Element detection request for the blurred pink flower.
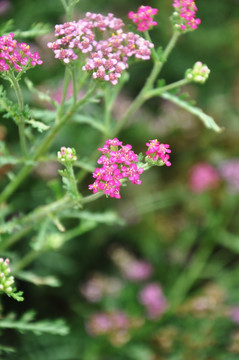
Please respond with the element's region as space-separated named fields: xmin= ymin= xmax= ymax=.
xmin=0 ymin=0 xmax=11 ymax=16
xmin=123 ymin=260 xmax=153 ymax=282
xmin=228 ymin=306 xmax=239 ymax=323
xmin=139 ymin=282 xmax=168 ymax=319
xmin=219 ymin=159 xmax=239 ymax=193
xmin=189 ymin=162 xmax=220 ymax=193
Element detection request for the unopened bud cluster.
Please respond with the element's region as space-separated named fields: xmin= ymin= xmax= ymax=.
xmin=57 ymin=146 xmax=77 ymax=163
xmin=0 ymin=258 xmax=15 ymax=294
xmin=185 ymin=61 xmax=210 ymax=84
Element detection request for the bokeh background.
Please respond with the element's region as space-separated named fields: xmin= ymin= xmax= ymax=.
xmin=1 ymin=0 xmax=239 ymax=359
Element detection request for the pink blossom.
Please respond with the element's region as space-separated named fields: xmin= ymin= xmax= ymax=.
xmin=89 ymin=138 xmax=144 ymax=199
xmin=48 ymin=12 xmax=154 ymax=85
xmin=172 ymin=0 xmax=201 ymax=31
xmin=146 ymin=139 xmax=172 ymax=166
xmin=128 ymin=6 xmax=158 ymax=32
xmin=123 ymin=261 xmax=153 ymax=281
xmin=86 ymin=311 xmax=130 ymax=335
xmin=189 ymin=162 xmax=220 ymax=193
xmin=139 ymin=283 xmax=168 ymax=319
xmin=0 ymin=33 xmax=42 ymax=73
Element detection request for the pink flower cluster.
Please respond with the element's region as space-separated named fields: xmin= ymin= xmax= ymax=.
xmin=128 ymin=5 xmax=158 ymax=32
xmin=48 ymin=12 xmax=153 ymax=85
xmin=189 ymin=162 xmax=220 ymax=193
xmin=172 ymin=0 xmax=201 ymax=31
xmin=0 ymin=33 xmax=42 ymax=73
xmin=146 ymin=139 xmax=171 ymax=166
xmin=139 ymin=283 xmax=168 ymax=319
xmin=89 ymin=138 xmax=144 ymax=199
xmin=86 ymin=310 xmax=142 ymax=346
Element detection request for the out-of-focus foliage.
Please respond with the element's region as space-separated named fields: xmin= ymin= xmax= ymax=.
xmin=1 ymin=0 xmax=239 ymax=359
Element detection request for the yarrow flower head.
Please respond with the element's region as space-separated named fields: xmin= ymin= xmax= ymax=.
xmin=145 ymin=139 xmax=171 ymax=167
xmin=57 ymin=146 xmax=77 ymax=164
xmin=185 ymin=61 xmax=210 ymax=84
xmin=172 ymin=0 xmax=201 ymax=32
xmin=128 ymin=6 xmax=158 ymax=32
xmin=89 ymin=138 xmax=144 ymax=199
xmin=48 ymin=12 xmax=154 ymax=85
xmin=0 ymin=33 xmax=42 ymax=74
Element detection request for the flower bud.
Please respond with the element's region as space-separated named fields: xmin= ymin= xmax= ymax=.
xmin=185 ymin=61 xmax=210 ymax=84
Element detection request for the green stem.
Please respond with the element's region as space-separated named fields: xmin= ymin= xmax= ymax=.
xmin=112 ymin=32 xmax=180 ymax=136
xmin=70 ymin=66 xmax=77 ymax=106
xmin=146 ymin=78 xmax=190 ymax=99
xmin=57 ymin=67 xmax=71 ymax=121
xmin=14 ymin=250 xmax=43 ymax=271
xmin=0 ymin=83 xmax=97 ymax=205
xmin=0 ymin=196 xmax=70 ymax=251
xmin=9 ymin=74 xmax=28 ymax=157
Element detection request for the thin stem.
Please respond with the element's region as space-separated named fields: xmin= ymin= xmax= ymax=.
xmin=57 ymin=67 xmax=71 ymax=121
xmin=9 ymin=74 xmax=28 ymax=157
xmin=113 ymin=32 xmax=180 ymax=136
xmin=146 ymin=78 xmax=190 ymax=99
xmin=0 ymin=83 xmax=97 ymax=205
xmin=0 ymin=196 xmax=70 ymax=251
xmin=14 ymin=250 xmax=43 ymax=272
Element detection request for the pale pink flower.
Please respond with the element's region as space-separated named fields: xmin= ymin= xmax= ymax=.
xmin=189 ymin=162 xmax=220 ymax=193
xmin=139 ymin=283 xmax=168 ymax=319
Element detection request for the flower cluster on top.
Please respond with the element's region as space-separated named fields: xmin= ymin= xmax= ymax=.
xmin=47 ymin=12 xmax=154 ymax=85
xmin=146 ymin=139 xmax=171 ymax=167
xmin=0 ymin=33 xmax=42 ymax=73
xmin=128 ymin=6 xmax=158 ymax=32
xmin=89 ymin=138 xmax=144 ymax=199
xmin=172 ymin=0 xmax=201 ymax=31
xmin=57 ymin=146 xmax=77 ymax=163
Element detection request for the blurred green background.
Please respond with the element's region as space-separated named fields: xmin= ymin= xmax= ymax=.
xmin=1 ymin=0 xmax=239 ymax=359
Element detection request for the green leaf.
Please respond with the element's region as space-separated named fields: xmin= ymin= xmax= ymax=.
xmin=17 ymin=271 xmax=61 ymax=287
xmin=217 ymin=230 xmax=239 ymax=253
xmin=71 ymin=114 xmax=106 ymax=133
xmin=25 ymin=119 xmax=50 ymax=133
xmin=161 ymin=91 xmax=223 ymax=133
xmin=8 ymin=290 xmax=24 ymax=302
xmin=13 ymin=23 xmax=51 ymax=39
xmin=61 ymin=209 xmax=125 ymax=226
xmin=31 ymin=108 xmax=56 ymax=123
xmin=0 ymin=311 xmax=69 ymax=336
xmin=25 ymin=78 xmax=58 ymax=108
